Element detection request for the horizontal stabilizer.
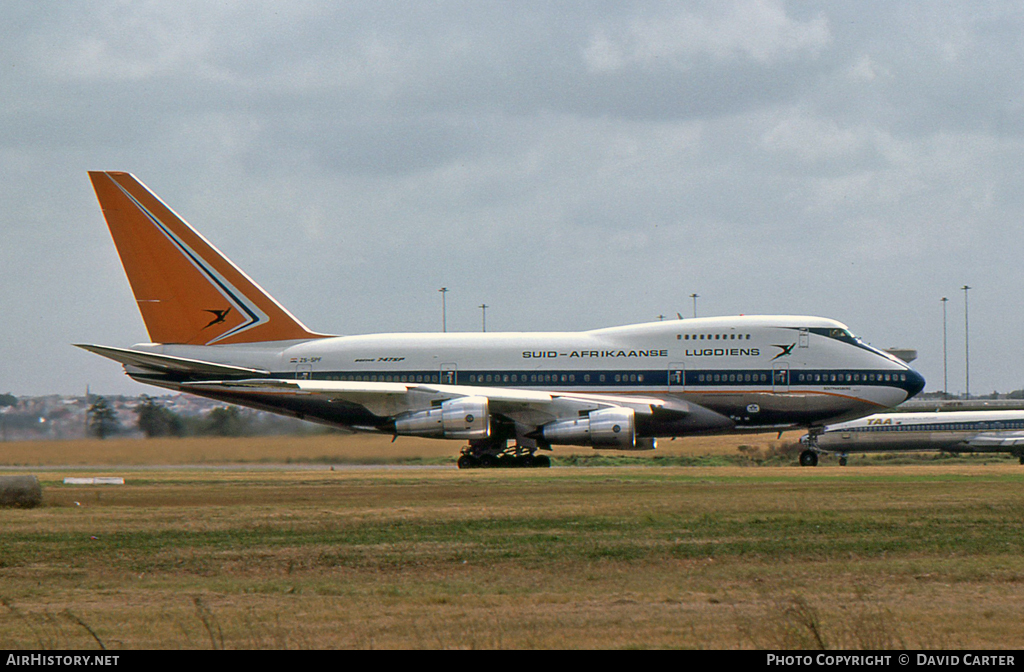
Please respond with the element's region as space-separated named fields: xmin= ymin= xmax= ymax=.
xmin=74 ymin=344 xmax=271 ymax=378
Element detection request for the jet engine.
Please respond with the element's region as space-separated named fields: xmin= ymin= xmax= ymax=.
xmin=541 ymin=407 xmax=642 ymax=449
xmin=394 ymin=396 xmax=491 ymax=440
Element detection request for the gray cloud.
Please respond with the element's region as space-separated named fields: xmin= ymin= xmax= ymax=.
xmin=2 ymin=1 xmax=1023 ymax=397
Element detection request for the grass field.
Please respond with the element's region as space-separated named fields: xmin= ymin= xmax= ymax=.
xmin=2 ymin=434 xmax=1024 ymax=649
xmin=0 ymin=431 xmax=799 ymax=467
xmin=5 ymin=431 xmax=1021 ymax=467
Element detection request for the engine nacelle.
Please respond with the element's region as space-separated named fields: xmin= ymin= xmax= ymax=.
xmin=394 ymin=396 xmax=490 ymax=440
xmin=541 ymin=407 xmax=636 ymax=449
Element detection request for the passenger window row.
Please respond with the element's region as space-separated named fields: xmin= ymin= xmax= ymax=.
xmin=677 ymin=333 xmax=751 ymax=340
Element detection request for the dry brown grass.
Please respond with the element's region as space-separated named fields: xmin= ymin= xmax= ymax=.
xmin=0 ymin=434 xmax=451 ymax=466
xmin=0 ymin=431 xmax=801 ymax=466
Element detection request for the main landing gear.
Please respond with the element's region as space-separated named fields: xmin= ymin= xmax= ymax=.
xmin=457 ymin=438 xmax=551 ymax=469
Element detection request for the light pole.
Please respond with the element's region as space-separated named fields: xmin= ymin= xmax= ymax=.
xmin=439 ymin=287 xmax=448 ymax=333
xmin=962 ymin=285 xmax=971 ymax=399
xmin=690 ymin=293 xmax=699 ymax=318
xmin=479 ymin=304 xmax=488 ymax=332
xmin=940 ymin=297 xmax=948 ymax=398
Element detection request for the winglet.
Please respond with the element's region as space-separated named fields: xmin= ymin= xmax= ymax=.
xmin=88 ymin=171 xmax=331 ymax=345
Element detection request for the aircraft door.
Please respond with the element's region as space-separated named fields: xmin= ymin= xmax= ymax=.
xmin=772 ymin=364 xmax=789 ymax=392
xmin=668 ymin=363 xmax=686 ymax=390
xmin=441 ymin=363 xmax=458 ymax=385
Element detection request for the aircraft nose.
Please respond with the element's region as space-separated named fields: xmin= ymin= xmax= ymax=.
xmin=903 ymin=368 xmax=926 ymax=400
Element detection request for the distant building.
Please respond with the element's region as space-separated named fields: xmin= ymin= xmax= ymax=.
xmin=884 ymin=348 xmax=917 ymax=363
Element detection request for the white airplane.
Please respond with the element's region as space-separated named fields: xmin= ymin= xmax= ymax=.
xmin=78 ymin=171 xmax=926 ymax=468
xmin=800 ymin=410 xmax=1024 ymax=466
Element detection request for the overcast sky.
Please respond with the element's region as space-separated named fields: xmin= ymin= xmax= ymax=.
xmin=3 ymin=1 xmax=1023 ymax=397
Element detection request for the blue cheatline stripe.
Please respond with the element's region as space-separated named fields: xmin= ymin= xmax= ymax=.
xmin=277 ymin=367 xmax=918 ymax=392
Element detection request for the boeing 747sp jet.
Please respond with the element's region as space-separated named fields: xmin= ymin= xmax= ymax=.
xmin=79 ymin=172 xmax=925 ymax=467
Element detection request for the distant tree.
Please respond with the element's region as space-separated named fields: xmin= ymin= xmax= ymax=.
xmin=88 ymin=396 xmax=121 ymax=439
xmin=204 ymin=406 xmax=249 ymax=436
xmin=0 ymin=393 xmax=16 ymax=407
xmin=136 ymin=395 xmax=184 ymax=437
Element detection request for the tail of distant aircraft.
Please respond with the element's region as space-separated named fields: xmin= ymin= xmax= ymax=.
xmin=88 ymin=171 xmax=330 ymax=345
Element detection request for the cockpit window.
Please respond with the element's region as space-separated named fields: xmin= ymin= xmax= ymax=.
xmin=811 ymin=327 xmax=859 ymax=344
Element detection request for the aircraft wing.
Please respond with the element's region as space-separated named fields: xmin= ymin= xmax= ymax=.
xmin=965 ymin=432 xmax=1024 ymax=449
xmin=180 ymin=377 xmax=701 ymax=426
xmin=79 ymin=343 xmax=735 ymax=443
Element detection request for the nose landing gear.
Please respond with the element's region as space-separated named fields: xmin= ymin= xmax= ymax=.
xmin=799 ymin=449 xmax=819 ymax=467
xmin=799 ymin=428 xmax=822 ymax=467
xmin=798 ymin=428 xmax=848 ymax=466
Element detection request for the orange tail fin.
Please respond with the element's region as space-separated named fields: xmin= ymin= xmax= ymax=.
xmin=89 ymin=171 xmax=331 ymax=345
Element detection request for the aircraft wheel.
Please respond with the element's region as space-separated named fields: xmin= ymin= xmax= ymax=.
xmin=839 ymin=457 xmax=848 ymax=467
xmin=533 ymin=454 xmax=551 ymax=468
xmin=799 ymin=450 xmax=819 ymax=467
xmin=457 ymin=455 xmax=477 ymax=469
xmin=478 ymin=454 xmax=495 ymax=468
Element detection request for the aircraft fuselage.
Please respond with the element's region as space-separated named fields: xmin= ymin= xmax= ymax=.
xmin=131 ymin=315 xmax=923 ymax=436
xmin=811 ymin=410 xmax=1024 ymax=455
